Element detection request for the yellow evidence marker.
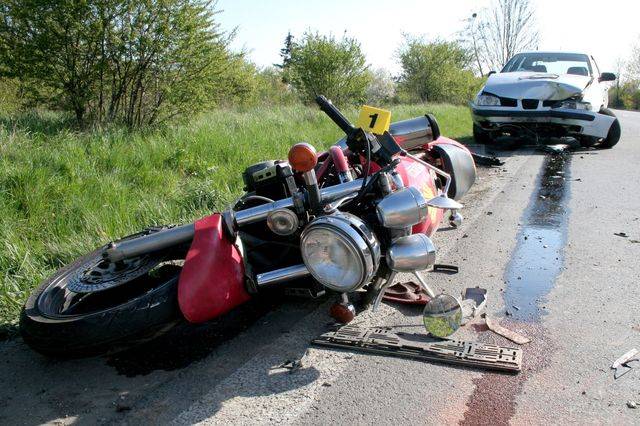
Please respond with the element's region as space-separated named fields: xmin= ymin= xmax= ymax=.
xmin=356 ymin=105 xmax=391 ymax=135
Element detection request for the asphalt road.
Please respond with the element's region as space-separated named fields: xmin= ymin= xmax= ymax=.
xmin=1 ymin=110 xmax=639 ymax=425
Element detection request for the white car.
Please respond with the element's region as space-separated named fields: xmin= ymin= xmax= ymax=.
xmin=470 ymin=52 xmax=620 ymax=148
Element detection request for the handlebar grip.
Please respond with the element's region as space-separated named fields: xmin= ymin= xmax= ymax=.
xmin=315 ymin=95 xmax=355 ymax=136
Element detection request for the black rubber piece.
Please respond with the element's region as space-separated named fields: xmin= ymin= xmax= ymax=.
xmin=598 ymin=108 xmax=621 ymax=149
xmin=425 ymin=113 xmax=441 ymax=140
xmin=473 ymin=124 xmax=494 ymax=145
xmin=20 ymin=247 xmax=183 ymax=358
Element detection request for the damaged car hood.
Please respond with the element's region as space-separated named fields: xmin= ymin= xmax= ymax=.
xmin=483 ymin=71 xmax=592 ymax=100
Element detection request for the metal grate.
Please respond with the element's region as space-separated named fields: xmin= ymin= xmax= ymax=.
xmin=499 ymin=96 xmax=517 ymax=107
xmin=522 ymin=99 xmax=539 ymax=110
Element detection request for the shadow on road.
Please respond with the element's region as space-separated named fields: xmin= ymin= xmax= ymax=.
xmin=0 ymin=294 xmax=324 ymax=425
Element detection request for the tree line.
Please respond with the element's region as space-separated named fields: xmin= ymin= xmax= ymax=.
xmin=0 ymin=0 xmax=540 ymax=128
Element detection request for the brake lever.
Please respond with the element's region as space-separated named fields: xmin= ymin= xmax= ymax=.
xmin=323 ymin=193 xmax=358 ymax=213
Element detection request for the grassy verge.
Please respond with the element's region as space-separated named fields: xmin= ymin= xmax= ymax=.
xmin=0 ymin=103 xmax=472 ymax=325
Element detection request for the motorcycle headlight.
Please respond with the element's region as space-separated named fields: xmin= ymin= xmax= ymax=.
xmin=475 ymin=93 xmax=501 ymax=106
xmin=300 ymin=213 xmax=380 ymax=292
xmin=556 ymin=100 xmax=592 ymax=110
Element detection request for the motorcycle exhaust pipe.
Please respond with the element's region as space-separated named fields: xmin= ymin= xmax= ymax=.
xmin=103 ymin=223 xmax=195 ymax=262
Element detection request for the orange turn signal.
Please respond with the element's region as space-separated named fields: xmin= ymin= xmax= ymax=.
xmin=288 ymin=143 xmax=317 ymax=172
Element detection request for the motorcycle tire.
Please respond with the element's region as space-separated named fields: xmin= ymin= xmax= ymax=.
xmin=20 ymin=230 xmax=187 ymax=358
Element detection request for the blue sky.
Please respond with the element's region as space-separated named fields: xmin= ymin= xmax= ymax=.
xmin=217 ymin=0 xmax=639 ymax=75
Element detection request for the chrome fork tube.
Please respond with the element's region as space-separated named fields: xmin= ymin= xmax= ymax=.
xmin=104 ymin=223 xmax=195 ymax=262
xmin=256 ymin=264 xmax=310 ymax=287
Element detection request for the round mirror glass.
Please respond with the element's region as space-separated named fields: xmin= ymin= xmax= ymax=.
xmin=422 ymin=294 xmax=462 ymax=338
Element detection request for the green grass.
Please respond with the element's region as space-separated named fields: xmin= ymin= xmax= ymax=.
xmin=0 ymin=103 xmax=472 ymax=325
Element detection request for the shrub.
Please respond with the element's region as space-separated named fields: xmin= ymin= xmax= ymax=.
xmin=366 ymin=68 xmax=396 ymax=105
xmin=0 ymin=0 xmax=253 ymax=127
xmin=284 ymin=32 xmax=371 ymax=107
xmin=397 ymin=36 xmax=483 ymax=104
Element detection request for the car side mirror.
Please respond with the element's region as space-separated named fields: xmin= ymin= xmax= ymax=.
xmin=599 ymin=72 xmax=616 ymax=82
xmin=487 ymin=70 xmax=496 ymax=77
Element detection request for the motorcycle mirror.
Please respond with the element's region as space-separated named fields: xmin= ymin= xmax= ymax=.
xmin=426 ymin=195 xmax=463 ymax=211
xmin=423 ymin=293 xmax=462 ymax=338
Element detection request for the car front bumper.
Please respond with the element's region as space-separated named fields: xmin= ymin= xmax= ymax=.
xmin=470 ymin=105 xmax=616 ymax=138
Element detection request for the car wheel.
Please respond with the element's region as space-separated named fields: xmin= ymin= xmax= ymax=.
xmin=597 ymin=108 xmax=621 ymax=149
xmin=473 ymin=124 xmax=494 ymax=145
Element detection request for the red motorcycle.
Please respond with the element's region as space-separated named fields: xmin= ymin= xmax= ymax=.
xmin=20 ymin=96 xmax=476 ymax=357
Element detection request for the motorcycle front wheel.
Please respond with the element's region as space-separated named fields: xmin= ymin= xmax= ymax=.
xmin=20 ymin=229 xmax=188 ymax=358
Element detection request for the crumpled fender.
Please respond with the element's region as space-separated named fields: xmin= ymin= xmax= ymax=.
xmin=429 ymin=137 xmax=477 ymax=200
xmin=178 ymin=214 xmax=250 ymax=323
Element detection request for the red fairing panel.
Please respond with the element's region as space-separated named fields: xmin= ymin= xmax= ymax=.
xmin=178 ymin=214 xmax=250 ymax=323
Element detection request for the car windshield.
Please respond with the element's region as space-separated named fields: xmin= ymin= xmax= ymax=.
xmin=501 ymin=53 xmax=592 ymax=76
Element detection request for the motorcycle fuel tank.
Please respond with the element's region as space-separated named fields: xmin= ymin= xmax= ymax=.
xmin=178 ymin=214 xmax=251 ymax=323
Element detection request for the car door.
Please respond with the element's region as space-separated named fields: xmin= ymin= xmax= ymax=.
xmin=590 ymin=56 xmax=608 ymax=110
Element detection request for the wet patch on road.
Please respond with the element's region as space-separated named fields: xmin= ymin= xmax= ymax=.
xmin=461 ymin=152 xmax=571 ymax=425
xmin=503 ymin=152 xmax=571 ymax=321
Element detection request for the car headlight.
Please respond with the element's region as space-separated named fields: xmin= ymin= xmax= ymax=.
xmin=300 ymin=213 xmax=380 ymax=292
xmin=475 ymin=93 xmax=501 ymax=106
xmin=557 ymin=100 xmax=592 ymax=110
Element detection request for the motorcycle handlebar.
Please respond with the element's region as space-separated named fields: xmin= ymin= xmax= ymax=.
xmin=315 ymin=95 xmax=356 ymax=136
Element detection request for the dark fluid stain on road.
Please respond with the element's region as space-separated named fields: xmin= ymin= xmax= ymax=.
xmin=503 ymin=152 xmax=571 ymax=321
xmin=461 ymin=152 xmax=571 ymax=425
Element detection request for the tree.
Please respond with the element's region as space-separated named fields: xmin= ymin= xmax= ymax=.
xmin=397 ymin=36 xmax=481 ymax=104
xmin=275 ymin=31 xmax=295 ymax=83
xmin=365 ymin=68 xmax=396 ymax=105
xmin=0 ymin=0 xmax=251 ymax=127
xmin=468 ymin=0 xmax=539 ymax=73
xmin=285 ymin=32 xmax=371 ymax=106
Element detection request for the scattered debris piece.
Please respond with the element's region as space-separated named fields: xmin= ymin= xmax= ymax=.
xmin=276 ymin=358 xmax=303 ymax=374
xmin=460 ymin=287 xmax=487 ymax=325
xmin=512 ymin=305 xmax=520 ymax=311
xmin=485 ymin=317 xmax=531 ymax=345
xmin=433 ymin=264 xmax=459 ymax=274
xmin=611 ymin=348 xmax=639 ymax=379
xmin=486 ymin=211 xmax=493 ymax=215
xmin=472 ymin=153 xmax=505 ymax=167
xmin=312 ymin=325 xmax=522 ymax=372
xmin=614 ymin=232 xmax=628 ymax=238
xmin=382 ymin=282 xmax=430 ymax=305
xmin=630 ymin=240 xmax=640 ymax=244
xmin=627 ymin=401 xmax=637 ymax=409
xmin=541 ymin=144 xmax=569 ymax=153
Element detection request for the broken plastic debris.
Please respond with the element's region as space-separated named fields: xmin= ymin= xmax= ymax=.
xmin=460 ymin=287 xmax=487 ymax=325
xmin=485 ymin=317 xmax=531 ymax=345
xmin=614 ymin=232 xmax=628 ymax=238
xmin=611 ymin=348 xmax=639 ymax=379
